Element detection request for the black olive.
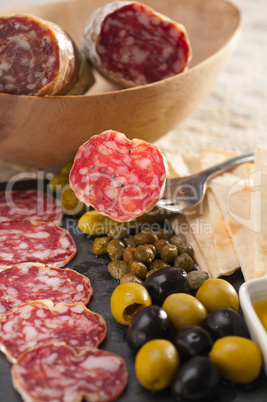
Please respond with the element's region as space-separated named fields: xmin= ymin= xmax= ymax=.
xmin=143 ymin=267 xmax=190 ymax=306
xmin=170 ymin=326 xmax=213 ymax=362
xmin=172 ymin=356 xmax=220 ymax=401
xmin=201 ymin=308 xmax=250 ymax=341
xmin=126 ymin=305 xmax=170 ymax=352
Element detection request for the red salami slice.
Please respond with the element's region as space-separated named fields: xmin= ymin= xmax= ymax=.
xmin=0 ymin=190 xmax=63 ymax=224
xmin=82 ymin=1 xmax=191 ymax=87
xmin=0 ymin=14 xmax=94 ymax=96
xmin=0 ymin=220 xmax=76 ymax=268
xmin=69 ymin=130 xmax=168 ymax=222
xmin=0 ymin=263 xmax=92 ymax=314
xmin=0 ymin=300 xmax=106 ymax=363
xmin=12 ymin=343 xmax=128 ymax=402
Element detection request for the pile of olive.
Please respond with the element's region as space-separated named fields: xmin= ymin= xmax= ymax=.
xmin=110 ymin=278 xmax=263 ymax=400
xmin=92 ymin=226 xmax=209 ymax=290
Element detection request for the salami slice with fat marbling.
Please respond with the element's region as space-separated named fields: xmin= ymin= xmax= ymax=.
xmin=0 ymin=300 xmax=106 ymax=363
xmin=0 ymin=190 xmax=63 ymax=224
xmin=0 ymin=220 xmax=76 ymax=268
xmin=0 ymin=263 xmax=92 ymax=314
xmin=82 ymin=1 xmax=191 ymax=87
xmin=69 ymin=130 xmax=168 ymax=222
xmin=0 ymin=14 xmax=94 ymax=96
xmin=12 ymin=343 xmax=128 ymax=402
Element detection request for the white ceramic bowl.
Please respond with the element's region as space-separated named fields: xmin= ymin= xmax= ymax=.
xmin=239 ymin=277 xmax=267 ymax=373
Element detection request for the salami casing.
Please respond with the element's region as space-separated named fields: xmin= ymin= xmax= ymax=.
xmin=0 ymin=263 xmax=93 ymax=314
xmin=12 ymin=343 xmax=128 ymax=402
xmin=0 ymin=190 xmax=63 ymax=224
xmin=69 ymin=130 xmax=168 ymax=222
xmin=0 ymin=14 xmax=94 ymax=96
xmin=82 ymin=1 xmax=191 ymax=87
xmin=0 ymin=300 xmax=106 ymax=363
xmin=0 ymin=220 xmax=76 ymax=268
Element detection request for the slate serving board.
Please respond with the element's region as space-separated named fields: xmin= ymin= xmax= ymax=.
xmin=0 ymin=179 xmax=266 ymax=402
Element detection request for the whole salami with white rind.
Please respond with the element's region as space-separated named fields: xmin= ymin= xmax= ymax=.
xmin=69 ymin=130 xmax=168 ymax=222
xmin=0 ymin=300 xmax=106 ymax=363
xmin=0 ymin=14 xmax=94 ymax=96
xmin=12 ymin=343 xmax=128 ymax=402
xmin=0 ymin=263 xmax=92 ymax=314
xmin=0 ymin=220 xmax=76 ymax=268
xmin=0 ymin=190 xmax=63 ymax=224
xmin=82 ymin=1 xmax=191 ymax=87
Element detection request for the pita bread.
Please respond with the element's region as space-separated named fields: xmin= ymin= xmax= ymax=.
xmin=253 ymin=146 xmax=267 ymax=278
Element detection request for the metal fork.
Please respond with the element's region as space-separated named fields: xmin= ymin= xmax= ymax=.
xmin=157 ymin=153 xmax=254 ymax=213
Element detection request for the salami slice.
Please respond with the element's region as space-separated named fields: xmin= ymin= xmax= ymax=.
xmin=12 ymin=343 xmax=128 ymax=402
xmin=0 ymin=263 xmax=92 ymax=314
xmin=0 ymin=220 xmax=76 ymax=268
xmin=0 ymin=300 xmax=106 ymax=363
xmin=69 ymin=130 xmax=168 ymax=222
xmin=82 ymin=1 xmax=191 ymax=87
xmin=0 ymin=14 xmax=94 ymax=96
xmin=0 ymin=190 xmax=63 ymax=224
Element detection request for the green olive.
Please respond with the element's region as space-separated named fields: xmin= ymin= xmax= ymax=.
xmin=134 ymin=228 xmax=158 ymax=245
xmin=174 ymin=253 xmax=194 ymax=272
xmin=108 ymin=226 xmax=129 ymax=240
xmin=209 ymin=336 xmax=262 ymax=384
xmin=196 ymin=278 xmax=239 ymax=312
xmin=48 ymin=174 xmax=69 ymax=194
xmin=107 ymin=260 xmax=129 ymax=280
xmin=107 ymin=239 xmax=125 ymax=261
xmin=110 ymin=283 xmax=152 ymax=325
xmin=129 ymin=260 xmax=148 ymax=280
xmin=154 ymin=228 xmax=172 ymax=240
xmin=61 ymin=160 xmax=74 ymax=176
xmin=92 ymin=237 xmax=111 ymax=256
xmin=162 ymin=293 xmax=207 ymax=329
xmin=135 ymin=339 xmax=180 ymax=390
xmin=134 ymin=245 xmax=155 ymax=264
xmin=61 ymin=186 xmax=86 ymax=216
xmin=169 ymin=234 xmax=187 ymax=248
xmin=160 ymin=244 xmax=178 ymax=263
xmin=123 ymin=247 xmax=136 ymax=263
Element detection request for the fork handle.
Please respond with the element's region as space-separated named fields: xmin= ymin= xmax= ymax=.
xmin=201 ymin=153 xmax=254 ymax=181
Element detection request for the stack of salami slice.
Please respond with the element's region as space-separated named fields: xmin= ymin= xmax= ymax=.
xmin=0 ymin=188 xmax=127 ymax=401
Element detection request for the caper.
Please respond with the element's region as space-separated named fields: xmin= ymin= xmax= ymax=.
xmin=61 ymin=186 xmax=86 ymax=216
xmin=107 ymin=239 xmax=125 ymax=260
xmin=154 ymin=239 xmax=169 ymax=254
xmin=178 ymin=243 xmax=194 ymax=258
xmin=120 ymin=272 xmax=143 ymax=285
xmin=108 ymin=226 xmax=129 ymax=240
xmin=188 ymin=271 xmax=209 ymax=290
xmin=174 ymin=253 xmax=194 ymax=272
xmin=154 ymin=228 xmax=172 ymax=240
xmin=92 ymin=236 xmax=111 ymax=256
xmin=124 ymin=235 xmax=136 ymax=248
xmin=48 ymin=174 xmax=68 ymax=194
xmin=146 ymin=244 xmax=157 ymax=257
xmin=146 ymin=268 xmax=160 ymax=278
xmin=149 ymin=259 xmax=170 ymax=271
xmin=129 ymin=260 xmax=148 ymax=280
xmin=108 ymin=260 xmax=129 ymax=280
xmin=134 ymin=228 xmax=158 ymax=245
xmin=123 ymin=247 xmax=136 ymax=263
xmin=169 ymin=234 xmax=187 ymax=248
xmin=160 ymin=244 xmax=178 ymax=263
xmin=134 ymin=245 xmax=155 ymax=264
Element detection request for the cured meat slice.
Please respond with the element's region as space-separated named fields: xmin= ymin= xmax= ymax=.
xmin=0 ymin=14 xmax=94 ymax=96
xmin=0 ymin=300 xmax=106 ymax=363
xmin=12 ymin=343 xmax=128 ymax=402
xmin=69 ymin=130 xmax=168 ymax=222
xmin=0 ymin=190 xmax=63 ymax=224
xmin=0 ymin=220 xmax=76 ymax=268
xmin=0 ymin=263 xmax=92 ymax=314
xmin=82 ymin=1 xmax=191 ymax=87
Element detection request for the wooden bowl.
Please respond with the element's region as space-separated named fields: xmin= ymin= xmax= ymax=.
xmin=0 ymin=0 xmax=241 ymax=170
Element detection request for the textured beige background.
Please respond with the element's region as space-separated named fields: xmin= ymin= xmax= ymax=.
xmin=0 ymin=0 xmax=266 ymax=180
